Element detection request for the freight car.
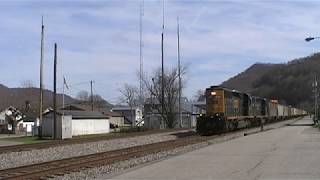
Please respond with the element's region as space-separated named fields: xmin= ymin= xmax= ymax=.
xmin=197 ymin=86 xmax=307 ymax=135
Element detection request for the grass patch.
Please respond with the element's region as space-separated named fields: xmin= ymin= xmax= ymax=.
xmin=72 ymin=132 xmax=122 ymax=139
xmin=1 ymin=136 xmax=50 ymax=144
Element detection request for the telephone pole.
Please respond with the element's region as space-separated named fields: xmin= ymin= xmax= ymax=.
xmin=90 ymin=80 xmax=94 ymax=111
xmin=39 ymin=16 xmax=44 ymax=138
xmin=53 ymin=43 xmax=57 ymax=139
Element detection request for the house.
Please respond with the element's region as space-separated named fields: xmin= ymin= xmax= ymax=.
xmin=0 ymin=110 xmax=6 ymax=133
xmin=143 ymin=98 xmax=204 ymax=129
xmin=0 ymin=106 xmax=24 ymax=133
xmin=111 ymin=106 xmax=143 ymax=126
xmin=42 ymin=110 xmax=110 ymax=139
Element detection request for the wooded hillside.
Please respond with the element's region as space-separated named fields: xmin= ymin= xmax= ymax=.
xmin=221 ymin=53 xmax=320 ymax=112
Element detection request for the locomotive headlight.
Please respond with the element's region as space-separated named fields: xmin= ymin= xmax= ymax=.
xmin=211 ymin=91 xmax=216 ymax=96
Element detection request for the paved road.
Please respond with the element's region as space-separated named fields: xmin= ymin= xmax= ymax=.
xmin=110 ymin=117 xmax=320 ymax=180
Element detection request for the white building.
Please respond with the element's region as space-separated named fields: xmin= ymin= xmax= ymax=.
xmin=42 ymin=110 xmax=110 ymax=139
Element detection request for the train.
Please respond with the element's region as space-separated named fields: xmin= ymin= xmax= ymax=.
xmin=196 ymin=86 xmax=307 ymax=135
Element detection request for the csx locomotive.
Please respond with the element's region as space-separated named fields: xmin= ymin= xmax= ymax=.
xmin=196 ymin=86 xmax=307 ymax=135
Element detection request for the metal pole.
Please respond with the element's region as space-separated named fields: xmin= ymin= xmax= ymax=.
xmin=39 ymin=16 xmax=44 ymax=138
xmin=90 ymin=80 xmax=94 ymax=111
xmin=177 ymin=16 xmax=182 ymax=128
xmin=53 ymin=43 xmax=57 ymax=139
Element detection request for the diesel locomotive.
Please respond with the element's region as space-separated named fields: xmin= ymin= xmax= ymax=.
xmin=196 ymin=86 xmax=307 ymax=135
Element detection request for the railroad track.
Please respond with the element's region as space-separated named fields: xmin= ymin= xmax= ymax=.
xmin=0 ymin=128 xmax=191 ymax=154
xmin=0 ymin=135 xmax=208 ymax=180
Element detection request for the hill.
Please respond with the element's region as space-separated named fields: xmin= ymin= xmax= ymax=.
xmin=0 ymin=84 xmax=76 ymax=116
xmin=221 ymin=53 xmax=320 ymax=112
xmin=221 ymin=63 xmax=282 ymax=93
xmin=0 ymin=84 xmax=114 ymax=117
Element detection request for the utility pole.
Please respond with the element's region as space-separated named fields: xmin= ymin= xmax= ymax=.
xmin=53 ymin=43 xmax=57 ymax=139
xmin=90 ymin=80 xmax=94 ymax=111
xmin=161 ymin=0 xmax=165 ymax=128
xmin=39 ymin=16 xmax=44 ymax=138
xmin=177 ymin=16 xmax=182 ymax=128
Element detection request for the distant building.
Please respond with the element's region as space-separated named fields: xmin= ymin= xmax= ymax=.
xmin=143 ymin=98 xmax=206 ymax=129
xmin=111 ymin=106 xmax=143 ymax=126
xmin=42 ymin=110 xmax=110 ymax=139
xmin=103 ymin=111 xmax=127 ymax=127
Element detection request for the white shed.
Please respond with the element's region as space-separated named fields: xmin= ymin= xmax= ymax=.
xmin=42 ymin=110 xmax=110 ymax=139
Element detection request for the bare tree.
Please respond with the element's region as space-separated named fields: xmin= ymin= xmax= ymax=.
xmin=193 ymin=89 xmax=205 ymax=102
xmin=20 ymin=80 xmax=35 ymax=88
xmin=143 ymin=66 xmax=187 ymax=128
xmin=20 ymin=80 xmax=35 ymax=114
xmin=119 ymin=84 xmax=139 ymax=126
xmin=76 ymin=90 xmax=90 ymax=101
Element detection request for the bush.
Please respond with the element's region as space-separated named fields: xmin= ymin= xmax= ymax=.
xmin=119 ymin=126 xmax=149 ymax=133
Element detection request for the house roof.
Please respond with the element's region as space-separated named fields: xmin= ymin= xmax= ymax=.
xmin=112 ymin=106 xmax=140 ymax=111
xmin=60 ymin=104 xmax=112 ymax=112
xmin=60 ymin=105 xmax=85 ymax=111
xmin=102 ymin=111 xmax=123 ymax=117
xmin=44 ymin=110 xmax=109 ymax=119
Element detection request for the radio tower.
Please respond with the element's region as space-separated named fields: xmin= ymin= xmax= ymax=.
xmin=139 ymin=0 xmax=144 ymax=107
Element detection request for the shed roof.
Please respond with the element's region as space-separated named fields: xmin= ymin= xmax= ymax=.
xmin=102 ymin=111 xmax=123 ymax=117
xmin=44 ymin=110 xmax=109 ymax=119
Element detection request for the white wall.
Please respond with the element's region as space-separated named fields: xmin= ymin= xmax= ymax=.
xmin=72 ymin=119 xmax=110 ymax=136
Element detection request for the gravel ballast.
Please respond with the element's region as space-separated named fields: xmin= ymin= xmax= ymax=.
xmin=0 ymin=131 xmax=187 ymax=170
xmin=50 ymin=142 xmax=209 ymax=180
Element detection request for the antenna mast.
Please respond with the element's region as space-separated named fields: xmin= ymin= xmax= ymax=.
xmin=139 ymin=0 xmax=144 ymax=107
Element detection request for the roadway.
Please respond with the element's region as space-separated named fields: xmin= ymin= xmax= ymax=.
xmin=109 ymin=116 xmax=320 ymax=180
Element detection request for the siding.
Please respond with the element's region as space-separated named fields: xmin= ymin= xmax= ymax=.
xmin=72 ymin=119 xmax=110 ymax=136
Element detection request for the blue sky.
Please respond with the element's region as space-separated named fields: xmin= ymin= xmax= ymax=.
xmin=1 ymin=0 xmax=320 ymax=104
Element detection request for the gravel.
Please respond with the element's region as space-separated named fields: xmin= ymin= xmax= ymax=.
xmin=50 ymin=142 xmax=209 ymax=180
xmin=0 ymin=130 xmax=190 ymax=170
